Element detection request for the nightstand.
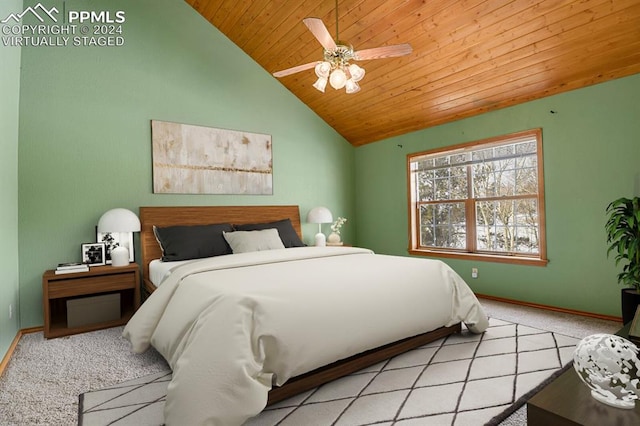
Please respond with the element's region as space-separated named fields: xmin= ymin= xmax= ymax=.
xmin=42 ymin=263 xmax=140 ymax=338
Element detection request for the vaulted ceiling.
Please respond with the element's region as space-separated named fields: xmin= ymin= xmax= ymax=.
xmin=186 ymin=0 xmax=640 ymax=146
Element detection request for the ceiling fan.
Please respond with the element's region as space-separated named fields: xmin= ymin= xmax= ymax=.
xmin=272 ymin=2 xmax=412 ymax=94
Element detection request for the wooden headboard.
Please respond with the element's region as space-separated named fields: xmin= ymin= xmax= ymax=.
xmin=139 ymin=205 xmax=302 ymax=293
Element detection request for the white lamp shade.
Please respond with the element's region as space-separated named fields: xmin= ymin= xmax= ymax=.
xmin=307 ymin=207 xmax=333 ymax=224
xmin=97 ymin=208 xmax=141 ymax=233
xmin=329 ymin=69 xmax=347 ymax=89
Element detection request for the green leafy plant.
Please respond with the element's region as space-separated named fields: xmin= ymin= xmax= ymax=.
xmin=606 ymin=197 xmax=640 ymax=291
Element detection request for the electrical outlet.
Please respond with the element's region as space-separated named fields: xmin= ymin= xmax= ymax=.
xmin=471 ymin=268 xmax=478 ymax=279
xmin=9 ymin=304 xmax=13 ymax=319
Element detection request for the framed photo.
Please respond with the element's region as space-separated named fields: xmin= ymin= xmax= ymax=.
xmin=81 ymin=242 xmax=106 ymax=266
xmin=96 ymin=228 xmax=134 ymax=264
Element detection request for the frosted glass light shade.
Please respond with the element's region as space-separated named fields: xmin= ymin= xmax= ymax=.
xmin=311 ymin=61 xmax=365 ymax=94
xmin=329 ymin=69 xmax=347 ymax=89
xmin=97 ymin=208 xmax=141 ymax=233
xmin=348 ymin=64 xmax=365 ymax=82
xmin=345 ymin=79 xmax=360 ymax=94
xmin=313 ymin=77 xmax=328 ymax=92
xmin=315 ymin=61 xmax=331 ymax=78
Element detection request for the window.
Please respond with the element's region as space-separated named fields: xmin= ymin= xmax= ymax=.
xmin=407 ymin=129 xmax=547 ymax=266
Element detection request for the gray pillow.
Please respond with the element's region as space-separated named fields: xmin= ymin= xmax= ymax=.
xmin=234 ymin=219 xmax=305 ymax=247
xmin=222 ymin=229 xmax=286 ymax=253
xmin=153 ymin=223 xmax=233 ymax=261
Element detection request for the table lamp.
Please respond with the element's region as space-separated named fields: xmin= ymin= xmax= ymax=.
xmin=307 ymin=206 xmax=333 ymax=247
xmin=97 ymin=208 xmax=141 ymax=267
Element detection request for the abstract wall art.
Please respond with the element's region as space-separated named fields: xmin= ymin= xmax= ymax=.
xmin=151 ymin=120 xmax=273 ymax=195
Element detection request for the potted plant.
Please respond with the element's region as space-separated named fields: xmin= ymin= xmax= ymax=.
xmin=605 ymin=196 xmax=640 ymax=324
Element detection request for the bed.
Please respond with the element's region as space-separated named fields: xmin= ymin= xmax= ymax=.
xmin=123 ymin=205 xmax=488 ymax=425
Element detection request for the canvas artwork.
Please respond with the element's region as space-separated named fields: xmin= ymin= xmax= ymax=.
xmin=151 ymin=120 xmax=273 ymax=195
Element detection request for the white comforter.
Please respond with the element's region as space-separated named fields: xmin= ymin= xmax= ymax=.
xmin=123 ymin=247 xmax=488 ymax=425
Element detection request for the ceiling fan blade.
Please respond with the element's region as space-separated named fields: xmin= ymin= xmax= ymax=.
xmin=273 ymin=62 xmax=317 ymax=78
xmin=354 ymin=43 xmax=413 ymax=60
xmin=303 ymin=17 xmax=337 ymax=51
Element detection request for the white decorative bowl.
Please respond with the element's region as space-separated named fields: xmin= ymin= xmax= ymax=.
xmin=573 ymin=333 xmax=640 ymax=409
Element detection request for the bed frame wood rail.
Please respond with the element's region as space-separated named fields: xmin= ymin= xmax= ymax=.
xmin=267 ymin=323 xmax=461 ymax=405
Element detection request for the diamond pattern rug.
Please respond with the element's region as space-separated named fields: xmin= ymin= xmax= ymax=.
xmin=78 ymin=318 xmax=579 ymax=425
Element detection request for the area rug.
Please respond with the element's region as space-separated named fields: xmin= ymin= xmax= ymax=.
xmin=78 ymin=318 xmax=579 ymax=425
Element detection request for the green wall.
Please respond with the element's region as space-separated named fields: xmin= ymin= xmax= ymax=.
xmin=10 ymin=0 xmax=640 ymax=344
xmin=355 ymin=73 xmax=640 ymax=317
xmin=0 ymin=0 xmax=22 ymax=358
xmin=17 ymin=0 xmax=354 ymax=328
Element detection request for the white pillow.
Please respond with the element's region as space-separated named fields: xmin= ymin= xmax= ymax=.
xmin=222 ymin=229 xmax=285 ymax=253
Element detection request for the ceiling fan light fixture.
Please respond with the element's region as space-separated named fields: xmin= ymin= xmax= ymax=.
xmin=315 ymin=61 xmax=331 ymax=78
xmin=348 ymin=64 xmax=365 ymax=82
xmin=313 ymin=77 xmax=328 ymax=92
xmin=271 ymin=4 xmax=411 ymax=95
xmin=345 ymin=79 xmax=360 ymax=94
xmin=329 ymin=68 xmax=347 ymax=90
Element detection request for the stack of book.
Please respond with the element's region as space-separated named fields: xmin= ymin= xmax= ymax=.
xmin=55 ymin=262 xmax=90 ymax=275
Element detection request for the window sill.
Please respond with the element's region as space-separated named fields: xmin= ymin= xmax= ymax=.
xmin=407 ymin=248 xmax=548 ymax=266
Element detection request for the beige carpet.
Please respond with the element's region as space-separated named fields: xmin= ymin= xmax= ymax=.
xmin=0 ymin=299 xmax=621 ymax=426
xmin=0 ymin=327 xmax=168 ymax=425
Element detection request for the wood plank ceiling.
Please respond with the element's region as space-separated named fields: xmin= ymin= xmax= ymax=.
xmin=186 ymin=0 xmax=640 ymax=146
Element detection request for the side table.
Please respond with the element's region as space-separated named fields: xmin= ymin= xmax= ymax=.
xmin=42 ymin=263 xmax=140 ymax=338
xmin=527 ymin=323 xmax=640 ymax=425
